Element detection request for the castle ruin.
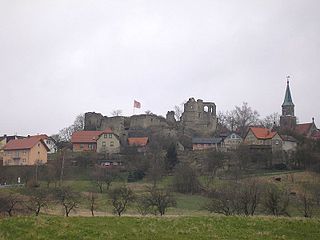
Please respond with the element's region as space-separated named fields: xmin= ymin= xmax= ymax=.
xmin=84 ymin=97 xmax=217 ymax=140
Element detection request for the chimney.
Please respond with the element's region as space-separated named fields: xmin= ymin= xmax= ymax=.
xmin=27 ymin=135 xmax=30 ymax=138
xmin=312 ymin=117 xmax=315 ymax=123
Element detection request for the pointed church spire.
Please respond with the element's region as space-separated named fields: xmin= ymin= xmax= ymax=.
xmin=282 ymin=76 xmax=294 ymax=106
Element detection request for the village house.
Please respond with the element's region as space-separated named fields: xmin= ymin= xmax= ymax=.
xmin=224 ymin=132 xmax=243 ymax=150
xmin=2 ymin=136 xmax=49 ymax=166
xmin=71 ymin=129 xmax=120 ymax=154
xmin=243 ymin=127 xmax=282 ymax=152
xmin=96 ymin=129 xmax=120 ymax=154
xmin=192 ymin=137 xmax=224 ymax=151
xmin=280 ymin=135 xmax=298 ymax=153
xmin=71 ymin=131 xmax=100 ymax=152
xmin=32 ymin=134 xmax=57 ymax=154
xmin=127 ymin=137 xmax=149 ymax=152
xmin=0 ymin=135 xmax=25 ymax=158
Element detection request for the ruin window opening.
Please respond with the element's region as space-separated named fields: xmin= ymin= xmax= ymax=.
xmin=204 ymin=106 xmax=209 ymax=112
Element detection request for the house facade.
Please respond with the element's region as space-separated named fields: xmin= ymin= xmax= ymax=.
xmin=224 ymin=133 xmax=243 ymax=150
xmin=244 ymin=127 xmax=282 ymax=152
xmin=33 ymin=134 xmax=57 ymax=154
xmin=192 ymin=137 xmax=224 ymax=151
xmin=3 ymin=136 xmax=49 ymax=166
xmin=96 ymin=130 xmax=120 ymax=154
xmin=71 ymin=129 xmax=120 ymax=153
xmin=127 ymin=137 xmax=149 ymax=152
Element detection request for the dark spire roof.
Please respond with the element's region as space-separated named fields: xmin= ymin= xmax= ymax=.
xmin=282 ymin=80 xmax=294 ymax=106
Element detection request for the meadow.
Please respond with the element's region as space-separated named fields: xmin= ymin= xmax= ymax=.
xmin=0 ymin=215 xmax=320 ymax=240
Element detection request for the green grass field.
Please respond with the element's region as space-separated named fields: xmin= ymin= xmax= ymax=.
xmin=0 ymin=215 xmax=319 ymax=240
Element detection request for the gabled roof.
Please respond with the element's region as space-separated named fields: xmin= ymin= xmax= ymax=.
xmin=248 ymin=127 xmax=278 ymax=140
xmin=71 ymin=129 xmax=115 ymax=143
xmin=282 ymin=80 xmax=294 ymax=107
xmin=4 ymin=136 xmax=50 ymax=151
xmin=280 ymin=135 xmax=297 ymax=142
xmin=225 ymin=133 xmax=242 ymax=140
xmin=295 ymin=123 xmax=313 ymax=136
xmin=192 ymin=137 xmax=223 ymax=144
xmin=128 ymin=137 xmax=149 ymax=146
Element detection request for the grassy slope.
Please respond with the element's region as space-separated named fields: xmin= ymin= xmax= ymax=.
xmin=0 ymin=216 xmax=319 ymax=240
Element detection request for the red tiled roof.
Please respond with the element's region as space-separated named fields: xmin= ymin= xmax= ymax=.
xmin=128 ymin=137 xmax=149 ymax=146
xmin=249 ymin=127 xmax=277 ymax=140
xmin=71 ymin=129 xmax=114 ymax=143
xmin=295 ymin=123 xmax=313 ymax=136
xmin=4 ymin=136 xmax=49 ymax=151
xmin=32 ymin=134 xmax=49 ymax=140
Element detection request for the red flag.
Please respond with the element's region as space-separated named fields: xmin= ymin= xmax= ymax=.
xmin=134 ymin=100 xmax=141 ymax=108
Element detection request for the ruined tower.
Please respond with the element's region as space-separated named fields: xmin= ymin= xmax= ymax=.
xmin=180 ymin=98 xmax=217 ymax=136
xmin=280 ymin=80 xmax=296 ymax=131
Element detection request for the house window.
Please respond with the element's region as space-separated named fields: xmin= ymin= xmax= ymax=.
xmin=102 ymin=142 xmax=106 ymax=146
xmin=38 ymin=143 xmax=40 ymax=147
xmin=108 ymin=134 xmax=112 ymax=138
xmin=110 ymin=141 xmax=114 ymax=147
xmin=80 ymin=144 xmax=84 ymax=149
xmin=22 ymin=158 xmax=26 ymax=163
xmin=104 ymin=134 xmax=108 ymax=138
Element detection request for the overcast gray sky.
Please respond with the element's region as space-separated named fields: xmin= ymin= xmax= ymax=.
xmin=1 ymin=0 xmax=319 ymax=136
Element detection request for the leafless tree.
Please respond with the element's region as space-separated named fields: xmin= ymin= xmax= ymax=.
xmin=263 ymin=185 xmax=290 ymax=217
xmin=238 ymin=178 xmax=261 ymax=216
xmin=260 ymin=112 xmax=280 ymax=129
xmin=88 ymin=192 xmax=98 ymax=217
xmin=144 ymin=187 xmax=176 ymax=216
xmin=111 ymin=109 xmax=122 ymax=116
xmin=109 ymin=185 xmax=134 ymax=216
xmin=204 ymin=184 xmax=240 ymax=216
xmin=202 ymin=151 xmax=225 ymax=188
xmin=172 ymin=163 xmax=201 ymax=194
xmin=92 ymin=166 xmax=117 ymax=193
xmin=174 ymin=104 xmax=184 ymax=121
xmin=297 ymin=190 xmax=315 ymax=218
xmin=22 ymin=188 xmax=49 ymax=216
xmin=228 ymin=102 xmax=260 ymax=136
xmin=58 ymin=113 xmax=84 ymax=141
xmin=0 ymin=192 xmax=21 ymax=217
xmin=54 ymin=187 xmax=80 ymax=217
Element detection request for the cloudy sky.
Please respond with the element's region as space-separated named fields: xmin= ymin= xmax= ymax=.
xmin=1 ymin=0 xmax=319 ymax=136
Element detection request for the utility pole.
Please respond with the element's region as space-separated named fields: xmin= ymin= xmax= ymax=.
xmin=59 ymin=149 xmax=65 ymax=186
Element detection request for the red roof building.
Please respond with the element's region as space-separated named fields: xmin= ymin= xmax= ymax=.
xmin=71 ymin=129 xmax=114 ymax=152
xmin=3 ymin=136 xmax=49 ymax=166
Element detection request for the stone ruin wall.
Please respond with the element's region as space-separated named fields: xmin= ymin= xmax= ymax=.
xmin=84 ymin=97 xmax=218 ymax=138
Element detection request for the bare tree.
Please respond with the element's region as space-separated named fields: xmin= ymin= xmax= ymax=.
xmin=231 ymin=102 xmax=260 ymax=136
xmin=202 ymin=151 xmax=225 ymax=188
xmin=263 ymin=185 xmax=290 ymax=217
xmin=92 ymin=166 xmax=117 ymax=193
xmin=204 ymin=184 xmax=240 ymax=216
xmin=58 ymin=113 xmax=84 ymax=141
xmin=297 ymin=190 xmax=315 ymax=218
xmin=0 ymin=192 xmax=21 ymax=217
xmin=109 ymin=185 xmax=134 ymax=216
xmin=238 ymin=178 xmax=261 ymax=216
xmin=88 ymin=192 xmax=98 ymax=217
xmin=174 ymin=104 xmax=184 ymax=121
xmin=54 ymin=187 xmax=80 ymax=217
xmin=145 ymin=187 xmax=176 ymax=216
xmin=22 ymin=188 xmax=49 ymax=216
xmin=111 ymin=109 xmax=122 ymax=116
xmin=260 ymin=112 xmax=280 ymax=129
xmin=173 ymin=164 xmax=201 ymax=194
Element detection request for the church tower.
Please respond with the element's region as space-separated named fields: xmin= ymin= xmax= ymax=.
xmin=280 ymin=78 xmax=297 ymax=131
